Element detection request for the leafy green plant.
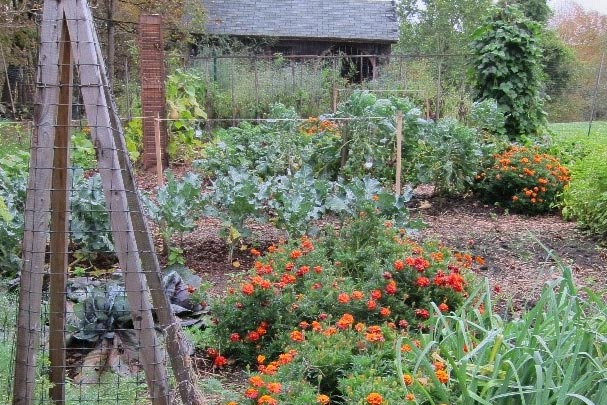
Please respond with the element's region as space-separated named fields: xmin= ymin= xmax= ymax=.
xmin=166 ymin=69 xmax=208 ymax=162
xmin=142 ymin=170 xmax=205 ymax=265
xmin=468 ymin=98 xmax=506 ymax=137
xmin=414 ymin=118 xmax=484 ymax=196
xmin=562 ymin=146 xmax=607 ymax=237
xmin=475 ymin=146 xmax=570 ymax=214
xmin=333 ymin=90 xmax=424 ymax=183
xmin=398 ymin=265 xmax=607 ymax=404
xmin=211 ymin=208 xmax=476 ymax=365
xmin=470 ymin=5 xmax=547 ymax=139
xmin=124 ymin=118 xmax=143 ymax=162
xmin=70 ymin=170 xmax=114 ymax=262
xmin=70 ymin=128 xmax=96 ymax=168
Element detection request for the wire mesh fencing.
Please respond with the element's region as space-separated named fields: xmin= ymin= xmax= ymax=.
xmin=4 ymin=1 xmax=202 ymax=404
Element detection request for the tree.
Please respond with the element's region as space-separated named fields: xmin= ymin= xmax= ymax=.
xmin=397 ymin=0 xmax=493 ymax=54
xmin=470 ymin=5 xmax=546 ymax=138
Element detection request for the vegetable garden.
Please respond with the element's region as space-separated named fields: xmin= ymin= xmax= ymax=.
xmin=1 ymin=1 xmax=607 ymax=404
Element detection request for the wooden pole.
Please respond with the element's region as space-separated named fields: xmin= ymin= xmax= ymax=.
xmin=48 ymin=16 xmax=72 ymax=403
xmin=13 ymin=1 xmax=61 ymax=402
xmin=155 ymin=113 xmax=163 ymax=187
xmin=395 ymin=111 xmax=403 ymax=195
xmin=64 ymin=2 xmax=170 ymax=402
xmin=332 ymin=87 xmax=338 ymax=114
xmin=87 ymin=5 xmax=204 ymax=404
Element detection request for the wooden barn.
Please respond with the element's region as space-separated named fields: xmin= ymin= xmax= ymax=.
xmin=199 ymin=0 xmax=399 ymax=79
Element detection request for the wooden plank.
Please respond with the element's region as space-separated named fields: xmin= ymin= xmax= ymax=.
xmin=395 ymin=111 xmax=403 ymax=195
xmin=63 ymin=2 xmax=170 ymax=403
xmin=89 ymin=12 xmax=204 ymax=404
xmin=48 ymin=16 xmax=72 ymax=403
xmin=12 ymin=1 xmax=62 ymax=403
xmin=154 ymin=113 xmax=163 ymax=187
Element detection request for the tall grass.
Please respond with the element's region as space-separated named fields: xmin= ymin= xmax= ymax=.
xmin=397 ymin=266 xmax=607 ymax=404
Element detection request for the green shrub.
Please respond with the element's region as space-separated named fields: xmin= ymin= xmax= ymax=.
xmin=414 ymin=118 xmax=484 ymax=196
xmin=209 ymin=208 xmax=475 ymax=365
xmin=475 ymin=146 xmax=570 ymax=214
xmin=468 ymin=98 xmax=506 ymax=137
xmin=562 ymin=146 xmax=607 ymax=237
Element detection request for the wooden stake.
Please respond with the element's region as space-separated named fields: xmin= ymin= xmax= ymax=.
xmin=48 ymin=16 xmax=72 ymax=403
xmin=88 ymin=6 xmax=203 ymax=404
xmin=332 ymin=87 xmax=338 ymax=114
xmin=155 ymin=113 xmax=163 ymax=186
xmin=64 ymin=2 xmax=169 ymax=402
xmin=395 ymin=111 xmax=403 ymax=196
xmin=13 ymin=1 xmax=62 ymax=402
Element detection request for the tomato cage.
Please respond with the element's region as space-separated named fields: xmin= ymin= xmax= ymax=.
xmin=6 ymin=1 xmax=203 ymax=403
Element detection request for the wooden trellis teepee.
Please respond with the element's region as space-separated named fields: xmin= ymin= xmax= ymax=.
xmin=12 ymin=0 xmax=203 ymax=403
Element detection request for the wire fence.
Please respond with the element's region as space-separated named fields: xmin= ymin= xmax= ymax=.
xmin=2 ymin=2 xmax=201 ymax=404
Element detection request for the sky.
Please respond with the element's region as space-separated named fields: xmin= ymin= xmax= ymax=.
xmin=549 ymin=0 xmax=607 ymax=16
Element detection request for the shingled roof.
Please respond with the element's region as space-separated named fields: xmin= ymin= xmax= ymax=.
xmin=202 ymin=0 xmax=399 ymax=43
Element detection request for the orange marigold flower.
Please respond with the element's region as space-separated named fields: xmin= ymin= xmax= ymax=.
xmin=316 ymin=394 xmax=330 ymax=404
xmin=338 ymin=292 xmax=351 ymax=304
xmin=336 ymin=313 xmax=355 ymax=330
xmin=249 ymin=375 xmax=264 ymax=387
xmin=416 ymin=276 xmax=430 ymax=288
xmin=372 ymin=195 xmax=379 ymax=201
xmin=250 ymin=248 xmax=261 ymax=257
xmin=379 ymin=307 xmax=391 ymax=318
xmin=242 ymin=283 xmax=255 ymax=295
xmin=257 ymin=355 xmax=266 ymax=364
xmin=366 ymin=392 xmax=384 ymax=405
xmin=512 ymin=195 xmax=519 ymax=201
xmin=367 ymin=300 xmax=377 ymax=311
xmin=257 ymin=394 xmax=278 ymax=404
xmin=290 ymin=249 xmax=302 ymax=259
xmin=393 ymin=259 xmax=405 ymax=271
xmin=438 ymin=302 xmax=449 ymax=312
xmin=355 ymin=322 xmax=365 ymax=332
xmin=371 ymin=289 xmax=382 ymax=300
xmin=406 ymin=393 xmax=415 ymax=401
xmin=266 ymin=382 xmax=282 ymax=394
xmin=313 ymin=265 xmax=323 ymax=273
xmin=323 ymin=327 xmax=337 ymax=336
xmin=436 ymin=369 xmax=449 ymax=384
xmin=290 ymin=330 xmax=304 ymax=342
xmin=401 ymin=344 xmax=412 ymax=353
xmin=351 ymin=290 xmax=364 ymax=300
xmin=403 ymin=374 xmax=413 ymax=385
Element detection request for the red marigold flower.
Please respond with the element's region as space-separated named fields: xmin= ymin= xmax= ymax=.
xmin=385 ymin=280 xmax=397 ymax=295
xmin=259 ymin=279 xmax=271 ymax=289
xmin=290 ymin=249 xmax=302 ymax=259
xmin=242 ymin=283 xmax=255 ymax=295
xmin=316 ymin=394 xmax=330 ymax=404
xmin=206 ymin=348 xmax=218 ymax=358
xmin=290 ymin=330 xmax=304 ymax=342
xmin=301 ymin=237 xmax=314 ymax=252
xmin=296 ymin=265 xmax=310 ymax=277
xmin=493 ymin=284 xmax=501 ymax=293
xmin=405 ymin=256 xmax=416 ymax=266
xmin=367 ymin=299 xmax=377 ymax=311
xmin=415 ymin=308 xmax=430 ymax=319
xmin=250 ymin=248 xmax=261 ymax=257
xmin=393 ymin=259 xmax=405 ymax=271
xmin=229 ymin=333 xmax=240 ymax=342
xmin=438 ymin=302 xmax=449 ymax=312
xmin=366 ymin=392 xmax=384 ymax=404
xmin=247 ymin=331 xmax=260 ymax=342
xmin=416 ymin=276 xmax=430 ymax=288
xmin=318 ymin=313 xmax=328 ymax=321
xmin=336 ymin=313 xmax=354 ymax=330
xmin=311 ymin=282 xmax=322 ymax=290
xmin=213 ymin=355 xmax=227 ymax=367
xmin=371 ymin=289 xmax=382 ymax=300
xmin=398 ymin=319 xmax=409 ymax=329
xmin=285 ymin=262 xmax=295 ymax=271
xmin=379 ymin=307 xmax=391 ymax=318
xmin=383 ymin=271 xmax=393 ymax=280
xmin=414 ymin=257 xmax=430 ymax=272
xmin=244 ymin=387 xmax=259 ymax=399
xmin=313 ymin=265 xmax=323 ymax=273
xmin=338 ymin=292 xmax=350 ymax=304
